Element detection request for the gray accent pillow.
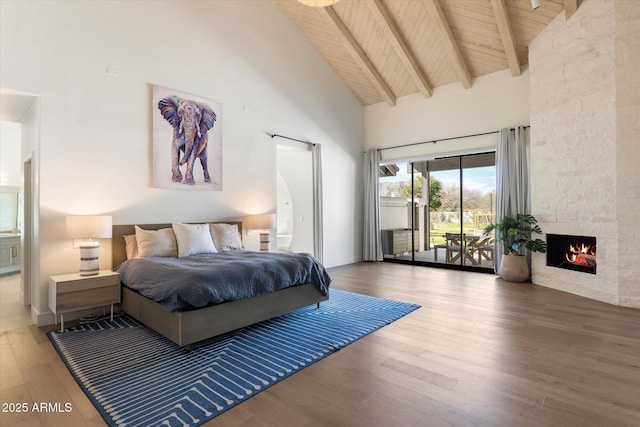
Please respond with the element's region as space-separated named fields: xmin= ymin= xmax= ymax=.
xmin=209 ymin=223 xmax=243 ymax=251
xmin=134 ymin=226 xmax=178 ymax=258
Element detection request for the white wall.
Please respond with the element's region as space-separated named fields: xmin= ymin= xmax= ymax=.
xmin=0 ymin=121 xmax=21 ymax=186
xmin=0 ymin=0 xmax=364 ymax=324
xmin=364 ymin=68 xmax=530 ymax=160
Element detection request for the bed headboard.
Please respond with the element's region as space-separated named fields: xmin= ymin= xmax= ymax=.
xmin=112 ymin=221 xmax=243 ymax=267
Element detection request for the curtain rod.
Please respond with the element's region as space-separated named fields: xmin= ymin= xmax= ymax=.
xmin=270 ymin=133 xmax=315 ymax=146
xmin=376 ymin=125 xmax=530 ymax=152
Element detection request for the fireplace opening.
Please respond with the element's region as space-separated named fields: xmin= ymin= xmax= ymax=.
xmin=546 ymin=234 xmax=596 ymax=274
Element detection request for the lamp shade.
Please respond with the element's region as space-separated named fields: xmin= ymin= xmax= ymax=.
xmin=248 ymin=214 xmax=276 ymax=230
xmin=66 ymin=215 xmax=112 ymax=239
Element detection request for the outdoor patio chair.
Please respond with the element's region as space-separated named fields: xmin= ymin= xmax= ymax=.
xmin=475 ymin=237 xmax=494 ymax=264
xmin=445 ymin=233 xmax=464 ymax=263
xmin=433 ymin=240 xmax=448 ymax=262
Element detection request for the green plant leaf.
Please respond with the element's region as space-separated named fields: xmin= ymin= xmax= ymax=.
xmin=483 ymin=213 xmax=546 ymax=254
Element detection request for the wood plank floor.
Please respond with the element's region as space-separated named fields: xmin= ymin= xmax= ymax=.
xmin=1 ymin=262 xmax=639 ymax=426
xmin=0 ymin=273 xmax=32 ymax=333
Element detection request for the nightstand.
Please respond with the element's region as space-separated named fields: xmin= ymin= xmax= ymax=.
xmin=48 ymin=270 xmax=120 ymax=332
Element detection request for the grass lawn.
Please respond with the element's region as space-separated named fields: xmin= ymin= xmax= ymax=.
xmin=429 ymin=223 xmax=488 ymax=245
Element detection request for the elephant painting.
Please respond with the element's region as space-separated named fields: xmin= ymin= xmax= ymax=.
xmin=157 ymin=96 xmax=217 ymax=185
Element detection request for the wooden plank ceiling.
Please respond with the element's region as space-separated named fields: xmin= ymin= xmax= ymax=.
xmin=276 ymin=0 xmax=568 ymax=106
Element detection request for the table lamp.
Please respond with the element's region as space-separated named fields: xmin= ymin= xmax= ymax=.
xmin=66 ymin=215 xmax=112 ymax=275
xmin=248 ymin=214 xmax=276 ymax=251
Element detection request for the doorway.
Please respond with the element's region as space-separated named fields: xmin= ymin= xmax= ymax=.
xmin=0 ymin=144 xmax=30 ymax=331
xmin=379 ymin=152 xmax=496 ymax=272
xmin=276 ymin=141 xmax=314 ymax=255
xmin=0 ymin=88 xmax=39 ymax=331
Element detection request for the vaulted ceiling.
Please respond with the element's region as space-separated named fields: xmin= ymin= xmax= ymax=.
xmin=277 ymin=0 xmax=576 ymax=106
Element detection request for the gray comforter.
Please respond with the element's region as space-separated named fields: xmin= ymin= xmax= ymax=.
xmin=114 ymin=251 xmax=331 ymax=312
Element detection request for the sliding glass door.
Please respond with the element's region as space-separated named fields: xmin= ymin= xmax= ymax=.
xmin=461 ymin=154 xmax=496 ymax=268
xmin=379 ymin=162 xmax=423 ymax=261
xmin=379 ymin=152 xmax=495 ymax=272
xmin=426 ymin=157 xmax=461 ymax=265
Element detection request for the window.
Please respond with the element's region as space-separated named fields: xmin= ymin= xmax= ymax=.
xmin=379 ymin=152 xmax=495 ymax=272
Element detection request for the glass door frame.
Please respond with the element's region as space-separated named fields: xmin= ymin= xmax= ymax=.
xmin=380 ymin=152 xmax=495 ymax=274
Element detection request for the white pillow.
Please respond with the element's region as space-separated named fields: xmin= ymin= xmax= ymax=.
xmin=134 ymin=226 xmax=178 ymax=258
xmin=172 ymin=223 xmax=217 ymax=257
xmin=123 ymin=234 xmax=139 ymax=259
xmin=209 ymin=223 xmax=243 ymax=251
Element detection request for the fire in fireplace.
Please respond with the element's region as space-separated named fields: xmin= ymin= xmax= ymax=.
xmin=546 ymin=234 xmax=596 ymax=274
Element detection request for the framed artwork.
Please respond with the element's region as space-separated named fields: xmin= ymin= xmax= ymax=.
xmin=152 ymin=85 xmax=223 ymax=190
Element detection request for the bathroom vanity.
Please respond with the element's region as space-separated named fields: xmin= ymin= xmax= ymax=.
xmin=0 ymin=233 xmax=21 ymax=274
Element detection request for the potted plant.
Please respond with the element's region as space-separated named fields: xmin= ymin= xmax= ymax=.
xmin=483 ymin=213 xmax=547 ymax=282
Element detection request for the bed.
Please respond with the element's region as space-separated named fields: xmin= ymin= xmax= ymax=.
xmin=112 ymin=221 xmax=329 ymax=347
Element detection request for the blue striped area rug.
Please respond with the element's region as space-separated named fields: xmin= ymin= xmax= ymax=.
xmin=48 ymin=289 xmax=419 ymax=426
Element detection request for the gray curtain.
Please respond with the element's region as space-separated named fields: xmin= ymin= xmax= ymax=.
xmin=363 ymin=149 xmax=383 ymax=261
xmin=311 ymin=144 xmax=324 ymax=264
xmin=494 ymin=126 xmax=530 ymax=274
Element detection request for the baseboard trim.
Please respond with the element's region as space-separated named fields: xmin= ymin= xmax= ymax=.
xmin=33 ymin=307 xmax=55 ymax=327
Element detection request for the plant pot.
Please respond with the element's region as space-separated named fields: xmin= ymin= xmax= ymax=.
xmin=499 ymin=254 xmax=529 ymax=282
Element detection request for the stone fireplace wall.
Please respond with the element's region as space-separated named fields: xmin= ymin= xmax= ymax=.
xmin=529 ymin=0 xmax=640 ymax=308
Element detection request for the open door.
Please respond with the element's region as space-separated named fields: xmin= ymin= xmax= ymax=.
xmin=276 ymin=142 xmax=314 ymax=255
xmin=22 ymin=157 xmax=33 ymax=306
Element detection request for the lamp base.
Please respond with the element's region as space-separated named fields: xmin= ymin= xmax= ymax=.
xmin=259 ymin=231 xmax=271 ymax=252
xmin=79 ymin=241 xmax=100 ymax=276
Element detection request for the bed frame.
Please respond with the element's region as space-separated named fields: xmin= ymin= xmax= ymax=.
xmin=112 ymin=222 xmax=328 ymax=347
